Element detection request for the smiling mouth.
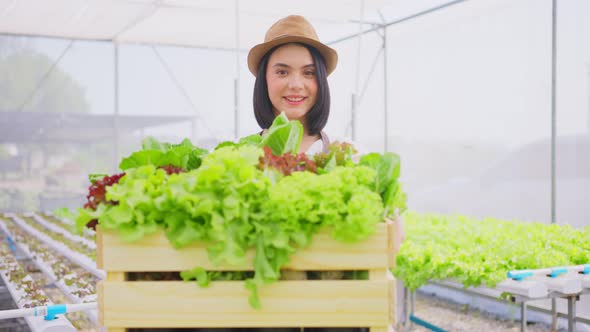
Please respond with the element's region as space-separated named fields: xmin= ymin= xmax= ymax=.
xmin=283 ymin=96 xmax=306 ymax=104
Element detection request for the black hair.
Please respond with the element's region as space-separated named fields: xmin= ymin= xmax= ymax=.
xmin=252 ymin=43 xmax=330 ymax=135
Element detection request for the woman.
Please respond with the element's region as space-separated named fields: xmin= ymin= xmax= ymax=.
xmin=136 ymin=16 xmax=404 ymax=332
xmin=245 ymin=15 xmax=372 ymax=332
xmin=248 ymin=14 xmax=337 ymax=155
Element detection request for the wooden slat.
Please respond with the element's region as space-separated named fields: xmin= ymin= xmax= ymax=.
xmin=388 ymin=273 xmax=397 ymax=325
xmin=98 ymin=282 xmax=104 ymax=326
xmin=99 ymin=272 xmax=125 ymax=328
xmin=100 ymin=280 xmax=389 ymax=328
xmin=96 ymin=226 xmax=103 ymax=269
xmin=369 ymin=269 xmax=396 ymax=328
xmin=390 ymin=281 xmax=396 ymax=325
xmin=98 ymin=223 xmax=392 ymax=271
xmin=369 ymin=269 xmax=388 ymax=280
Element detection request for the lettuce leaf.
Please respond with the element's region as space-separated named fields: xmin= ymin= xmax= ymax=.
xmin=88 ymin=173 xmax=109 ymax=184
xmin=260 ymin=113 xmax=303 ymax=155
xmin=119 ymin=137 xmax=207 ymax=171
xmin=359 ymin=152 xmax=406 ymax=216
xmin=214 ymin=134 xmax=263 ymax=150
xmin=215 ymin=112 xmax=302 ymax=155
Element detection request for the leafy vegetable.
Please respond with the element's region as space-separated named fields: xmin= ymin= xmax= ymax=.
xmin=314 ymin=142 xmax=357 ymax=171
xmin=119 ymin=137 xmax=208 ymax=171
xmin=64 ymin=116 xmax=410 ymax=309
xmin=238 ymin=166 xmax=384 ymax=307
xmin=98 ymin=165 xmax=167 ymax=242
xmin=88 ymin=173 xmax=108 ymax=184
xmin=53 ymin=207 xmax=77 ymax=221
xmin=238 ymin=134 xmax=263 ymax=146
xmin=359 ymin=152 xmax=406 ymax=217
xmin=141 ymin=136 xmax=168 ymax=151
xmin=260 ymin=113 xmax=303 ymax=155
xmin=393 ymin=212 xmax=590 ymax=291
xmin=83 ymin=173 xmax=126 ymax=211
xmin=258 ymin=146 xmax=317 ymax=176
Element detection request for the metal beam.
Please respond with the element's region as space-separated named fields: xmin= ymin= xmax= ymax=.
xmin=16 ymin=40 xmax=74 ymax=112
xmin=351 ymin=0 xmax=366 ymax=142
xmin=428 ymin=281 xmax=590 ymax=325
xmin=234 ymin=0 xmax=240 ymax=140
xmin=551 ymin=0 xmax=557 ymax=224
xmin=151 ymin=46 xmax=216 ymax=140
xmin=113 ymin=43 xmax=120 ymax=173
xmin=327 ymin=0 xmax=469 ymax=46
xmin=378 ymin=10 xmax=389 ymax=153
xmin=0 ymin=33 xmax=249 ymax=53
xmin=112 ymin=0 xmax=162 ymax=41
xmin=358 ymin=47 xmax=384 ymax=102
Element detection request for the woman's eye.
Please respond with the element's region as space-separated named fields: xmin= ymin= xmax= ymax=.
xmin=277 ymin=70 xmax=288 ymax=76
xmin=304 ymin=71 xmax=316 ymax=77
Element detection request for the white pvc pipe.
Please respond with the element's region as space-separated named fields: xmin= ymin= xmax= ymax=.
xmin=64 ymin=303 xmax=98 ymax=314
xmin=0 ymin=267 xmax=77 ymax=332
xmin=508 ymin=264 xmax=590 ymax=280
xmin=8 ymin=214 xmax=105 ymax=279
xmin=0 ymin=307 xmax=37 ymax=320
xmin=31 ymin=213 xmax=96 ymax=249
xmin=0 ymin=303 xmax=97 ymax=320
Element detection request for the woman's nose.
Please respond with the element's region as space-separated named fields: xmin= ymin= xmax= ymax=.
xmin=287 ymin=74 xmax=304 ymax=90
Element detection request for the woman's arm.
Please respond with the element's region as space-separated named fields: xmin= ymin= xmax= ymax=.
xmin=386 ymin=209 xmax=406 ymax=256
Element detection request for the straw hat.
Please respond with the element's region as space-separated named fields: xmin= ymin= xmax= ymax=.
xmin=247 ymin=15 xmax=338 ymax=76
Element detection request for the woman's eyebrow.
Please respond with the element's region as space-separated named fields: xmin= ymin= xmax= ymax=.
xmin=272 ymin=63 xmax=291 ymax=68
xmin=272 ymin=63 xmax=316 ymax=69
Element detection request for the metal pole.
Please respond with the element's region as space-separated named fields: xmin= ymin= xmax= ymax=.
xmin=113 ymin=43 xmax=120 ymax=173
xmin=404 ymin=287 xmax=410 ymax=328
xmin=550 ymin=0 xmax=557 ymax=224
xmin=358 ymin=48 xmax=384 ymax=101
xmin=521 ymin=302 xmax=527 ymax=332
xmin=151 ymin=47 xmax=216 ymax=140
xmin=350 ymin=94 xmax=356 ymax=139
xmin=234 ymin=0 xmax=240 ymax=140
xmin=430 ymin=280 xmax=590 ymax=325
xmin=191 ymin=118 xmax=198 ymax=145
xmin=567 ymin=296 xmax=576 ymax=332
xmin=352 ymin=0 xmax=365 ymax=141
xmin=382 ymin=25 xmax=389 ymax=152
xmin=410 ymin=291 xmax=415 ymax=315
xmin=16 ymin=41 xmax=75 ymax=112
xmin=551 ymin=298 xmax=558 ymax=331
xmin=587 ymin=64 xmax=590 ymax=131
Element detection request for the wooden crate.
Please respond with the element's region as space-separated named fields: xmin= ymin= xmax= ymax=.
xmin=97 ymin=222 xmax=396 ymax=332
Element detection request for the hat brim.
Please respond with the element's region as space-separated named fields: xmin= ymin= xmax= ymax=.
xmin=247 ymin=35 xmax=338 ymax=77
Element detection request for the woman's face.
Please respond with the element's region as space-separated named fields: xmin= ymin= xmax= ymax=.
xmin=265 ymin=43 xmax=318 ymax=124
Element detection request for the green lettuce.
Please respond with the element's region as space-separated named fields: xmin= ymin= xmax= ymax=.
xmin=67 ymin=119 xmax=412 ymax=309
xmin=119 ymin=137 xmax=208 ymax=171
xmin=393 ymin=212 xmax=590 ymax=291
xmin=359 ymin=152 xmax=406 ymax=217
xmin=260 ymin=113 xmax=303 ymax=155
xmin=212 ymin=112 xmax=301 ymax=156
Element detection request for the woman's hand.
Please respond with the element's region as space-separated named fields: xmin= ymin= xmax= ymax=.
xmin=386 ymin=209 xmax=406 ymax=256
